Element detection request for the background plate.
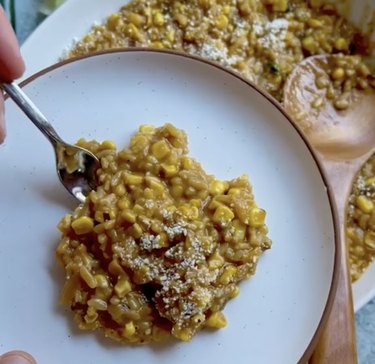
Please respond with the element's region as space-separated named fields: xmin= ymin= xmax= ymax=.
xmin=0 ymin=50 xmax=336 ymax=364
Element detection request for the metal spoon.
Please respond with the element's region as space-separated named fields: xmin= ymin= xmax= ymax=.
xmin=1 ymin=82 xmax=100 ymax=203
xmin=283 ymin=55 xmax=375 ymax=364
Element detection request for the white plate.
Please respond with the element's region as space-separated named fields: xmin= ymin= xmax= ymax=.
xmin=1 ymin=50 xmax=336 ymax=364
xmin=19 ymin=0 xmax=374 ymax=313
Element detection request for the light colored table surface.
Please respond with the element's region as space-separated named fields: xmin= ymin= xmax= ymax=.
xmin=9 ymin=1 xmax=375 ymax=363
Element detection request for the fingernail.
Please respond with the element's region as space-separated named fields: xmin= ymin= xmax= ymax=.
xmin=0 ymin=351 xmax=36 ymax=364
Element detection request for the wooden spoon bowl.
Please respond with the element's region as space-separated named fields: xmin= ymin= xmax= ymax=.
xmin=283 ymin=54 xmax=375 ymax=364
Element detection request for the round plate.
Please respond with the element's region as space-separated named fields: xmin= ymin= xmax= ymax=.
xmin=0 ymin=50 xmax=337 ymax=364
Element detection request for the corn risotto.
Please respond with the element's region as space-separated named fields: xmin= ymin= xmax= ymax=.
xmin=56 ymin=124 xmax=271 ymax=343
xmin=348 ymin=156 xmax=375 ymax=281
xmin=68 ymin=0 xmax=374 ymax=104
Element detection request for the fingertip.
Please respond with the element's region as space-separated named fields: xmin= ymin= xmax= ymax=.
xmin=0 ymin=6 xmax=25 ymax=82
xmin=0 ymin=351 xmax=36 ymax=364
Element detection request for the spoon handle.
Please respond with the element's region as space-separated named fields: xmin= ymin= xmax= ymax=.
xmin=310 ymin=159 xmax=358 ymax=364
xmin=1 ymin=82 xmax=62 ymax=145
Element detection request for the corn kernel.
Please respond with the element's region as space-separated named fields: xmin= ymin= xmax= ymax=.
xmin=229 ymin=286 xmax=240 ymax=298
xmin=139 ymin=124 xmax=155 ymax=134
xmin=115 ymin=278 xmax=132 ymax=297
xmin=94 ymin=210 xmax=104 ymax=223
xmin=79 ymin=266 xmax=97 ymax=289
xmin=302 ymin=36 xmax=316 ymax=53
xmin=248 ymin=207 xmax=266 ymax=227
xmin=153 ymin=12 xmax=165 ymax=26
xmin=366 ymin=177 xmax=375 ymax=186
xmin=190 ymin=199 xmax=201 ymax=208
xmin=167 ymin=30 xmax=175 ymax=42
xmin=83 ymin=34 xmax=93 ymax=43
xmin=161 ymin=163 xmax=178 ymax=177
xmin=87 ymin=298 xmax=108 ymax=311
xmin=121 ymin=210 xmax=137 ymax=223
xmin=107 ymin=13 xmax=120 ymax=30
xmin=174 ymin=13 xmax=188 ymax=28
xmin=179 ymin=205 xmax=199 ymax=220
xmin=181 ymin=157 xmax=193 ymax=169
xmin=307 ymin=19 xmax=322 ymax=28
xmin=228 ymin=188 xmax=241 ymax=195
xmin=199 ymin=0 xmax=214 ymax=8
xmin=151 ymin=41 xmax=164 ymax=49
xmin=272 ymin=0 xmax=288 ymax=12
xmin=215 ymin=14 xmax=228 ymax=29
xmin=205 ymin=311 xmax=227 ymax=328
xmin=208 ymin=197 xmax=224 ymax=210
xmin=158 ymin=232 xmax=169 ymax=247
xmin=108 ymin=259 xmax=125 ymax=276
xmin=151 ymin=140 xmax=170 ymax=160
xmin=128 ymin=12 xmax=144 ymax=26
xmin=364 ymin=232 xmax=375 ymax=250
xmin=142 ymin=188 xmax=153 ymax=199
xmin=173 ymin=327 xmax=192 ymax=341
xmin=357 ymin=63 xmax=370 ymax=77
xmin=93 ymin=222 xmax=105 ymax=234
xmin=213 ymin=205 xmax=235 ymax=225
xmin=72 ymin=216 xmax=94 ymax=235
xmin=114 ymin=184 xmax=126 ymax=197
xmin=208 ymin=251 xmax=225 ymax=269
xmin=209 ymin=180 xmax=229 ymax=195
xmin=117 ymin=198 xmax=130 ymax=210
xmin=232 ymin=220 xmax=246 ymax=243
xmin=171 ymin=185 xmax=184 ymax=198
xmin=124 ymin=321 xmax=136 ymax=337
xmin=133 ymin=265 xmax=150 ymax=283
xmin=130 ymin=223 xmax=143 ymax=239
xmin=133 ymin=204 xmax=144 ymax=215
xmin=100 ymin=140 xmax=116 ymax=150
xmin=84 ymin=309 xmax=98 ymax=324
xmin=123 ymin=172 xmax=143 ymax=185
xmin=356 ymin=196 xmax=374 ymax=213
xmin=95 ymin=274 xmax=109 ymax=288
xmin=124 ymin=23 xmax=141 ymax=41
xmin=146 ymin=176 xmax=165 ymax=195
xmin=309 ymin=0 xmax=323 ymax=8
xmin=130 ymin=135 xmax=148 ymax=152
xmin=219 ymin=265 xmax=237 ymax=284
xmin=331 ymin=67 xmax=345 ymax=80
xmin=334 ymin=38 xmax=347 ymax=51
xmin=97 ymin=233 xmax=108 ymax=245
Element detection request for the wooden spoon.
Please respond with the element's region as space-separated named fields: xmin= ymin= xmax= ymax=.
xmin=283 ymin=55 xmax=375 ymax=364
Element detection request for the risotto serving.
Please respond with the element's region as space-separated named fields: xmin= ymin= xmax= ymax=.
xmin=56 ymin=124 xmax=271 ymax=343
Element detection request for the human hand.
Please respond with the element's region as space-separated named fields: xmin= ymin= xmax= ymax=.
xmin=0 ymin=5 xmax=25 ymax=143
xmin=0 ymin=351 xmax=36 ymax=364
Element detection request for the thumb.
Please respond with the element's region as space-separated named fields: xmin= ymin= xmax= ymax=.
xmin=0 ymin=351 xmax=36 ymax=364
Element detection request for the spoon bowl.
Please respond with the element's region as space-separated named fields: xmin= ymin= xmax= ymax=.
xmin=284 ymin=54 xmax=375 ymax=364
xmin=55 ymin=142 xmax=99 ymax=202
xmin=1 ymin=82 xmax=99 ymax=203
xmin=284 ymin=55 xmax=375 ymax=160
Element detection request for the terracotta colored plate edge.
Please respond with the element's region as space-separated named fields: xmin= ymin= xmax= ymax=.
xmin=13 ymin=48 xmax=341 ymax=364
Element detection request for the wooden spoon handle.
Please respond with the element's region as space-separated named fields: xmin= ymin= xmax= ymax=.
xmin=309 ymin=243 xmax=357 ymax=363
xmin=310 ymin=159 xmax=357 ymax=364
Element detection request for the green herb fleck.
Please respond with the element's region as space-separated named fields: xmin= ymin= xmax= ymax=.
xmin=268 ymin=62 xmax=280 ymax=75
